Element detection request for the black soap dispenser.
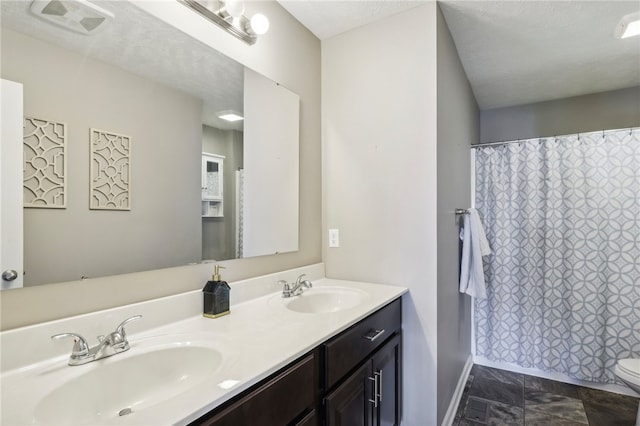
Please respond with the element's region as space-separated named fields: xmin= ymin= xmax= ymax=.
xmin=203 ymin=265 xmax=230 ymax=319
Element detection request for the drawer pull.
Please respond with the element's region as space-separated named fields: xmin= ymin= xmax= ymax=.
xmin=363 ymin=329 xmax=385 ymax=342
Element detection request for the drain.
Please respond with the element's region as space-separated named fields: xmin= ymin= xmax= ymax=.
xmin=118 ymin=408 xmax=133 ymax=417
xmin=464 ymin=397 xmax=489 ymax=423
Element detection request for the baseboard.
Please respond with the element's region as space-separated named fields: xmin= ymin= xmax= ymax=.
xmin=473 ymin=356 xmax=638 ymax=398
xmin=441 ymin=354 xmax=474 ymax=426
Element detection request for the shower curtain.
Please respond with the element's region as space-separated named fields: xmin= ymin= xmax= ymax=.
xmin=474 ymin=127 xmax=640 ymax=383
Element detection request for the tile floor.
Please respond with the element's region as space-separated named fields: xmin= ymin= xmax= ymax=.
xmin=454 ymin=364 xmax=639 ymax=426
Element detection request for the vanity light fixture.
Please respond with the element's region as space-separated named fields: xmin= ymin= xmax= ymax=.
xmin=178 ymin=0 xmax=269 ymax=45
xmin=30 ymin=0 xmax=114 ymax=35
xmin=217 ymin=111 xmax=244 ymax=122
xmin=615 ymin=11 xmax=640 ymax=39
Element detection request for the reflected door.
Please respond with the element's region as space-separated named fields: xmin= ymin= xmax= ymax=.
xmin=1 ymin=79 xmax=24 ymax=289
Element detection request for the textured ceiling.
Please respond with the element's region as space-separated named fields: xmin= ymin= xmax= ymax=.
xmin=0 ymin=0 xmax=244 ymax=130
xmin=279 ymin=0 xmax=640 ymax=110
xmin=439 ymin=1 xmax=640 ymax=109
xmin=278 ymin=0 xmax=422 ymax=40
xmin=4 ymin=1 xmax=639 ymax=113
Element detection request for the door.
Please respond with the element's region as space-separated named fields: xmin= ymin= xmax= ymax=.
xmin=324 ymin=363 xmax=372 ymax=426
xmin=1 ymin=79 xmax=24 ymax=289
xmin=371 ymin=334 xmax=402 ymax=426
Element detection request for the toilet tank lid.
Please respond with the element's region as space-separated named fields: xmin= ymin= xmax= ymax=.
xmin=619 ymin=358 xmax=640 ymax=377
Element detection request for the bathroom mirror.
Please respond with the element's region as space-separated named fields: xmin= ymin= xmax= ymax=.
xmin=0 ymin=0 xmax=299 ymax=288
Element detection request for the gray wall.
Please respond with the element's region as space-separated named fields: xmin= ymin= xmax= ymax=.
xmin=2 ymin=28 xmax=202 ymax=286
xmin=480 ymin=86 xmax=640 ymax=143
xmin=436 ymin=6 xmax=478 ymax=424
xmin=322 ymin=5 xmax=440 ymax=424
xmin=202 ymin=126 xmax=243 ymax=261
xmin=0 ymin=1 xmax=321 ymax=330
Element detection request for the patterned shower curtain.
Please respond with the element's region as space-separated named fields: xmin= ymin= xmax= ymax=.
xmin=474 ymin=127 xmax=640 ymax=384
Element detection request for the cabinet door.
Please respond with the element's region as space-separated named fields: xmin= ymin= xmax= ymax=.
xmin=324 ymin=363 xmax=372 ymax=426
xmin=371 ymin=334 xmax=402 ymax=426
xmin=202 ymin=154 xmax=223 ymax=200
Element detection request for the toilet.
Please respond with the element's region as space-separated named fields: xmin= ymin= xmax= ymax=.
xmin=615 ymin=358 xmax=640 ymax=426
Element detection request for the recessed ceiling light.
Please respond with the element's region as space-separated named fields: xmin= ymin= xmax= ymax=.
xmin=615 ymin=11 xmax=640 ymax=39
xmin=217 ymin=112 xmax=244 ymax=122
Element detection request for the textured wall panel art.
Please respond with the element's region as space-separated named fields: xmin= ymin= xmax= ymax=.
xmin=90 ymin=128 xmax=131 ymax=210
xmin=23 ymin=117 xmax=67 ymax=208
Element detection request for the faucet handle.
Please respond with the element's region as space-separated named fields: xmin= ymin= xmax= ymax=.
xmin=278 ymin=279 xmax=290 ymax=289
xmin=51 ymin=333 xmax=90 ymax=358
xmin=279 ymin=279 xmax=291 ymax=297
xmin=115 ymin=315 xmax=142 ymax=341
xmin=295 ymin=274 xmax=306 ymax=284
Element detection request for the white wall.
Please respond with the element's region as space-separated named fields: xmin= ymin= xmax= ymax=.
xmin=480 ymin=86 xmax=640 ymax=143
xmin=322 ymin=4 xmax=439 ymax=424
xmin=243 ymin=68 xmax=299 ymax=257
xmin=436 ymin=5 xmax=478 ymax=424
xmin=0 ymin=1 xmax=321 ymax=330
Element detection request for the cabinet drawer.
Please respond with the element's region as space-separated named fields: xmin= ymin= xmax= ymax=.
xmin=194 ymin=352 xmax=317 ymax=426
xmin=323 ymin=298 xmax=401 ymax=390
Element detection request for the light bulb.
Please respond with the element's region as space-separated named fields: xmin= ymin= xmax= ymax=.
xmin=250 ymin=13 xmax=269 ymax=35
xmin=224 ymin=0 xmax=244 ymax=18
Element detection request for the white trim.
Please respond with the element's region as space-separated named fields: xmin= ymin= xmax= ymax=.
xmin=441 ymin=355 xmax=474 ymax=426
xmin=473 ymin=356 xmax=639 ymax=398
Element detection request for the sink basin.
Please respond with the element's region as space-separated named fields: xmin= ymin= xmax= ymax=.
xmin=33 ymin=341 xmax=223 ymax=425
xmin=275 ymin=286 xmax=368 ymax=314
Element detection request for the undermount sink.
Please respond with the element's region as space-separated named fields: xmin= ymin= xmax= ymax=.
xmin=33 ymin=340 xmax=223 ymax=425
xmin=274 ymin=286 xmax=368 ymax=314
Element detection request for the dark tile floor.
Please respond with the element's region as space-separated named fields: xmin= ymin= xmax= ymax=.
xmin=454 ymin=364 xmax=639 ymax=426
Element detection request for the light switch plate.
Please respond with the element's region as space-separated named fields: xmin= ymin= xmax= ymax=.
xmin=328 ymin=229 xmax=340 ymax=247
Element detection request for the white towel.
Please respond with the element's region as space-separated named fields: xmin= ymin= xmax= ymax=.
xmin=459 ymin=208 xmax=492 ymax=299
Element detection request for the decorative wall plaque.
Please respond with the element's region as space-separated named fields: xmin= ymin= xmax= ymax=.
xmin=90 ymin=128 xmax=131 ymax=210
xmin=23 ymin=117 xmax=67 ymax=208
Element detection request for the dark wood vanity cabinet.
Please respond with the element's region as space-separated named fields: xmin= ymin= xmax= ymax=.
xmin=189 ymin=298 xmax=402 ymax=426
xmin=323 ymin=299 xmax=402 ymax=426
xmin=370 ymin=333 xmax=402 ymax=426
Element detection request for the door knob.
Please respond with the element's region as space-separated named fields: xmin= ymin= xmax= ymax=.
xmin=2 ymin=270 xmax=18 ymax=281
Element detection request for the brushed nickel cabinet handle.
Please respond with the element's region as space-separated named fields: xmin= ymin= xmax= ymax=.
xmin=368 ymin=375 xmax=378 ymax=407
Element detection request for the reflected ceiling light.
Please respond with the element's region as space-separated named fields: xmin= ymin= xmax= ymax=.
xmin=178 ymin=0 xmax=269 ymax=45
xmin=30 ymin=0 xmax=114 ymax=35
xmin=217 ymin=379 xmax=240 ymax=390
xmin=217 ymin=111 xmax=244 ymax=122
xmin=615 ymin=11 xmax=640 ymax=39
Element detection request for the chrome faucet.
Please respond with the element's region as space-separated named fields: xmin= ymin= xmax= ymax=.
xmin=51 ymin=315 xmax=142 ymax=366
xmin=281 ymin=274 xmax=313 ymax=298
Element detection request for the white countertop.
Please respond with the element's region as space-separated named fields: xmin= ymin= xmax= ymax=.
xmin=0 ymin=268 xmax=407 ymax=426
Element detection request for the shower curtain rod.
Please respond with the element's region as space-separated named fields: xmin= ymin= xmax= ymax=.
xmin=470 ymin=126 xmax=638 ymax=149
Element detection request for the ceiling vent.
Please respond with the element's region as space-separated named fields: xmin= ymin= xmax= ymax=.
xmin=30 ymin=0 xmax=114 ymax=35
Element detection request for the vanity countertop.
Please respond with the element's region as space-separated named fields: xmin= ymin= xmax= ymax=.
xmin=0 ymin=272 xmax=407 ymax=425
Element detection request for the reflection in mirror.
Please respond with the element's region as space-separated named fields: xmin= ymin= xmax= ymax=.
xmin=0 ymin=0 xmax=299 ymax=288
